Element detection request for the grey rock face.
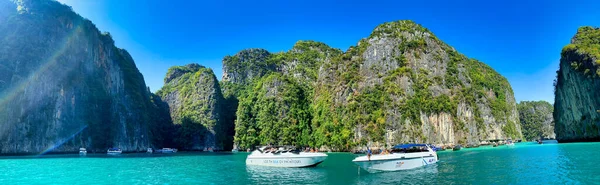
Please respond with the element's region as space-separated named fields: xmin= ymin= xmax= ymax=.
xmin=554 ymin=33 xmax=600 ymax=142
xmin=222 ymin=49 xmax=274 ymax=84
xmin=157 ymin=64 xmax=228 ymax=150
xmin=358 ymin=21 xmax=521 ymax=145
xmin=518 ymin=101 xmax=555 ymax=140
xmin=228 ymin=21 xmax=522 ymax=150
xmin=316 ymin=20 xmax=522 ymax=147
xmin=0 ymin=0 xmax=157 ymax=153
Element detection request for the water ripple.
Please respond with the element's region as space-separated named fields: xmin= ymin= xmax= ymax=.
xmin=0 ymin=142 xmax=598 ymax=184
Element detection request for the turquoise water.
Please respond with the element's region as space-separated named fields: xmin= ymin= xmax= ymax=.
xmin=1 ymin=142 xmax=599 ymax=184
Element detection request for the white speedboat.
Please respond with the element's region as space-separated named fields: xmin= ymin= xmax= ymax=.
xmin=107 ymin=148 xmax=122 ymax=155
xmin=246 ymin=146 xmax=327 ymax=168
xmin=352 ymin=144 xmax=438 ymax=172
xmin=156 ymin=148 xmax=177 ymax=153
xmin=147 ymin=148 xmax=153 ymax=153
xmin=506 ymin=139 xmax=515 ymax=146
xmin=79 ymin=148 xmax=87 ymax=155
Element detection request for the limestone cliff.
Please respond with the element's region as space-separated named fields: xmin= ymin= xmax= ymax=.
xmin=228 ymin=20 xmax=522 ymax=150
xmin=156 ymin=64 xmax=232 ymax=150
xmin=518 ymin=101 xmax=555 ymax=140
xmin=312 ymin=21 xmax=521 ymax=148
xmin=554 ymin=26 xmax=600 ymax=142
xmin=0 ymin=0 xmax=162 ymax=153
xmin=222 ymin=49 xmax=274 ymax=84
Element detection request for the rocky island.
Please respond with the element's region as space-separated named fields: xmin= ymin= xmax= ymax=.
xmin=554 ymin=26 xmax=600 ymax=142
xmin=0 ymin=0 xmax=171 ymax=153
xmin=0 ymin=0 xmax=525 ymax=154
xmin=156 ymin=64 xmax=234 ymax=151
xmin=517 ymin=101 xmax=555 ymax=141
xmin=225 ymin=21 xmax=523 ymax=150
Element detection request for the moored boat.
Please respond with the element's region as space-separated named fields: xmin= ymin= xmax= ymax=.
xmin=147 ymin=148 xmax=153 ymax=153
xmin=352 ymin=150 xmax=366 ymax=154
xmin=453 ymin=145 xmax=462 ymax=151
xmin=107 ymin=148 xmax=122 ymax=155
xmin=156 ymin=148 xmax=177 ymax=153
xmin=506 ymin=139 xmax=515 ymax=146
xmin=246 ymin=146 xmax=327 ymax=168
xmin=430 ymin=145 xmax=443 ymax=151
xmin=352 ymin=144 xmax=438 ymax=172
xmin=79 ymin=148 xmax=87 ymax=155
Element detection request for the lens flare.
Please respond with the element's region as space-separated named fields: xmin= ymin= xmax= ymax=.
xmin=0 ymin=23 xmax=83 ymax=106
xmin=0 ymin=20 xmax=87 ymax=156
xmin=37 ymin=125 xmax=88 ymax=156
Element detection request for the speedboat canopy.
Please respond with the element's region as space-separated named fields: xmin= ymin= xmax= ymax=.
xmin=393 ymin=144 xmax=428 ymax=149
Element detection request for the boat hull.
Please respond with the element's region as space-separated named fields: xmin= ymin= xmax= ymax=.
xmin=246 ymin=152 xmax=327 ymax=168
xmin=157 ymin=150 xmax=175 ymax=153
xmin=353 ymin=151 xmax=438 ymax=173
xmin=354 ymin=156 xmax=437 ymax=172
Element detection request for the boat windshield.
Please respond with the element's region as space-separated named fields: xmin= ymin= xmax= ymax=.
xmin=258 ymin=146 xmax=300 ymax=154
xmin=391 ymin=144 xmax=429 ymax=153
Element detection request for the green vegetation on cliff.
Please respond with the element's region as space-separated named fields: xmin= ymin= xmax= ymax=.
xmin=554 ymin=26 xmax=600 ymax=142
xmin=157 ymin=64 xmax=220 ymax=128
xmin=234 ymin=74 xmax=312 ymax=149
xmin=517 ymin=101 xmax=555 ymax=141
xmin=157 ymin=64 xmax=233 ymax=150
xmin=562 ymin=26 xmax=600 ymax=77
xmin=228 ymin=20 xmax=521 ymax=150
xmin=563 ymin=27 xmax=600 ymax=63
xmin=222 ymin=49 xmax=275 ymax=84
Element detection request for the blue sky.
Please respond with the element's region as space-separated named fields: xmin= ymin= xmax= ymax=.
xmin=56 ymin=0 xmax=600 ymax=103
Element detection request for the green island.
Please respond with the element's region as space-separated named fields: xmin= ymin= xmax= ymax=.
xmin=2 ymin=0 xmax=600 ymax=184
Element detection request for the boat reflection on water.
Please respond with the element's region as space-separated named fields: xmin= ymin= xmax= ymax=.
xmin=357 ymin=164 xmax=440 ymax=184
xmin=245 ymin=165 xmax=326 ymax=184
xmin=246 ymin=153 xmax=440 ymax=184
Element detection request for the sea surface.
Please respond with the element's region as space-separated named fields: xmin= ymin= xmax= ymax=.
xmin=1 ymin=141 xmax=599 ymax=184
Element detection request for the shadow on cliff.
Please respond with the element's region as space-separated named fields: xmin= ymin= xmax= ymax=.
xmin=218 ymin=94 xmax=237 ymax=151
xmin=149 ymin=93 xmax=237 ymax=151
xmin=148 ymin=93 xmax=177 ymax=149
xmin=173 ymin=117 xmax=212 ymax=151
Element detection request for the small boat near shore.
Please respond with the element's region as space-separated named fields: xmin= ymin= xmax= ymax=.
xmin=506 ymin=139 xmax=515 ymax=146
xmin=453 ymin=145 xmax=462 ymax=151
xmin=246 ymin=146 xmax=327 ymax=168
xmin=353 ymin=150 xmax=366 ymax=154
xmin=107 ymin=148 xmax=122 ymax=155
xmin=466 ymin=144 xmax=480 ymax=148
xmin=155 ymin=148 xmax=177 ymax=153
xmin=79 ymin=148 xmax=87 ymax=155
xmin=352 ymin=144 xmax=438 ymax=172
